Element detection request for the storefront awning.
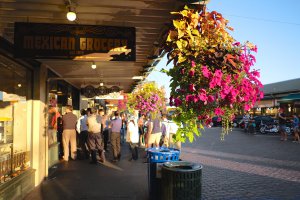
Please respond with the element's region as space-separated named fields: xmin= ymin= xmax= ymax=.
xmin=278 ymin=93 xmax=300 ymax=102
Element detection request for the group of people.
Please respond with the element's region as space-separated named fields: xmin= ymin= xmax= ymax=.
xmin=138 ymin=112 xmax=181 ymax=150
xmin=49 ymin=105 xmax=182 ymax=164
xmin=278 ymin=108 xmax=299 ymax=143
xmin=74 ymin=107 xmax=126 ymax=163
xmin=240 ymin=109 xmax=299 ymax=143
xmin=49 ymin=105 xmax=126 ymax=164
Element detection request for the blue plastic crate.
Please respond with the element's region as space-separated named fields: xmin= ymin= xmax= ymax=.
xmin=147 ymin=147 xmax=180 ymax=163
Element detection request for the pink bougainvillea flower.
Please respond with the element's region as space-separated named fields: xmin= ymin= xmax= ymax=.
xmin=189 ymin=84 xmax=196 ymax=92
xmin=191 ymin=60 xmax=196 ymax=68
xmin=251 ymin=45 xmax=258 ymax=53
xmin=174 ymin=98 xmax=182 ymax=107
xmin=180 ymin=68 xmax=185 ymax=75
xmin=193 ymin=95 xmax=199 ymax=103
xmin=198 ymin=89 xmax=208 ymax=102
xmin=252 ymin=70 xmax=260 ymax=77
xmin=233 ymin=42 xmax=240 ymax=46
xmin=207 ymin=95 xmax=215 ymax=103
xmin=215 ymin=69 xmax=223 ymax=78
xmin=209 ymin=70 xmax=223 ymax=89
xmin=205 ymin=118 xmax=212 ymax=126
xmin=185 ymin=94 xmax=193 ymax=102
xmin=244 ymin=104 xmax=251 ymax=111
xmin=217 ymin=117 xmax=222 ymax=122
xmin=189 ymin=69 xmax=195 ymax=77
xmin=260 ymin=91 xmax=264 ymax=99
xmin=201 ymin=66 xmax=211 ymax=78
xmin=249 ymin=54 xmax=256 ymax=63
xmin=214 ymin=107 xmax=225 ymax=116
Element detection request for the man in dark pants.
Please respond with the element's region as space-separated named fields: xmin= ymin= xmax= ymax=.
xmin=110 ymin=111 xmax=122 ymax=162
xmin=62 ymin=105 xmax=78 ymax=161
xmin=102 ymin=112 xmax=110 ymax=152
xmin=87 ymin=107 xmax=105 ymax=164
xmin=76 ymin=109 xmax=89 ymax=159
xmin=278 ymin=108 xmax=287 ymax=141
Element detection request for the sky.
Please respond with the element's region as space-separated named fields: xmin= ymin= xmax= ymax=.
xmin=146 ymin=0 xmax=300 ymax=98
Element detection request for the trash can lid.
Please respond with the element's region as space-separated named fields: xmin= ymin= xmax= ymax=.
xmin=163 ymin=161 xmax=202 ymax=171
xmin=147 ymin=147 xmax=180 ymax=153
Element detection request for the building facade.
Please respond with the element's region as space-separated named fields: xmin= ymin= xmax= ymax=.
xmin=256 ymin=78 xmax=300 ymax=117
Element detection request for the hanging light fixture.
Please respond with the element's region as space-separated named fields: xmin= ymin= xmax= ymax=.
xmin=66 ymin=0 xmax=77 ymax=21
xmin=91 ymin=62 xmax=97 ymax=69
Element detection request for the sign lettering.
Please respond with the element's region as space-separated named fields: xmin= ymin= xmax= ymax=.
xmin=14 ymin=22 xmax=136 ymax=61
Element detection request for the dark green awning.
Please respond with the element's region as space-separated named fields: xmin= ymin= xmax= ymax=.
xmin=278 ymin=93 xmax=300 ymax=102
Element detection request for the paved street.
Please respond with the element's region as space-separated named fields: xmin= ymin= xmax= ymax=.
xmin=25 ymin=128 xmax=300 ymax=200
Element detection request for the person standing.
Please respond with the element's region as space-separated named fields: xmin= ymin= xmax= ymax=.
xmin=62 ymin=105 xmax=77 ymax=161
xmin=161 ymin=114 xmax=170 ymax=147
xmin=127 ymin=116 xmax=139 ymax=161
xmin=102 ymin=112 xmax=110 ymax=152
xmin=48 ymin=105 xmax=61 ymax=146
xmin=76 ymin=109 xmax=89 ymax=159
xmin=57 ymin=115 xmax=63 ymax=159
xmin=120 ymin=113 xmax=127 ymax=144
xmin=138 ymin=114 xmax=145 ymax=147
xmin=147 ymin=112 xmax=162 ymax=148
xmin=86 ymin=107 xmax=105 ymax=164
xmin=292 ymin=113 xmax=300 ymax=143
xmin=278 ymin=108 xmax=287 ymax=141
xmin=243 ymin=112 xmax=250 ymax=132
xmin=110 ymin=111 xmax=122 ymax=162
xmin=97 ymin=109 xmax=105 ymax=133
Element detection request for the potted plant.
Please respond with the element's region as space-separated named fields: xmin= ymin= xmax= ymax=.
xmin=162 ymin=5 xmax=263 ymax=142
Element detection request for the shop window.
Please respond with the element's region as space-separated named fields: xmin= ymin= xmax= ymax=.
xmin=0 ymin=62 xmax=32 ymax=184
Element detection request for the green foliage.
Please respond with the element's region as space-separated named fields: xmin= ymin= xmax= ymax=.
xmin=162 ymin=5 xmax=262 ymax=143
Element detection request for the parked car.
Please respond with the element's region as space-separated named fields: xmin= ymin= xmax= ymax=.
xmin=232 ymin=116 xmax=243 ymax=127
xmin=253 ymin=116 xmax=275 ymax=130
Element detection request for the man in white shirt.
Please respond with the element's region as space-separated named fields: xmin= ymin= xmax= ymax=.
xmin=87 ymin=107 xmax=105 ymax=164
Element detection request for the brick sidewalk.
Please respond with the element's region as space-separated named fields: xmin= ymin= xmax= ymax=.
xmin=182 ymin=127 xmax=300 ymax=199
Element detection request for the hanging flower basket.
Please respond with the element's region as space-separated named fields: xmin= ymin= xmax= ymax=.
xmin=127 ymin=82 xmax=166 ymax=115
xmin=162 ymin=5 xmax=263 ymax=141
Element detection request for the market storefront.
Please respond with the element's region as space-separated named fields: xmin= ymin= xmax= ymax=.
xmin=47 ymin=74 xmax=80 ymax=174
xmin=258 ymin=78 xmax=300 ymax=117
xmin=0 ymin=53 xmax=35 ymax=199
xmin=278 ymin=93 xmax=300 ymax=116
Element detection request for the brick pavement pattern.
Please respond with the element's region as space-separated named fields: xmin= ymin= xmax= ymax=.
xmin=182 ymin=128 xmax=300 ymax=200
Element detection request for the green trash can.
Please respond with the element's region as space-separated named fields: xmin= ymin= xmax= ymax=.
xmin=161 ymin=161 xmax=202 ymax=200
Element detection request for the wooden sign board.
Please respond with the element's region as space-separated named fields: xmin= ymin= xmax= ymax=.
xmin=14 ymin=22 xmax=136 ymax=61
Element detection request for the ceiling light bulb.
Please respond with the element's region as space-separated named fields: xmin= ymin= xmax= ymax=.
xmin=67 ymin=11 xmax=76 ymax=21
xmin=100 ymin=82 xmax=104 ymax=86
xmin=91 ymin=64 xmax=97 ymax=69
xmin=17 ymin=83 xmax=22 ymax=87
